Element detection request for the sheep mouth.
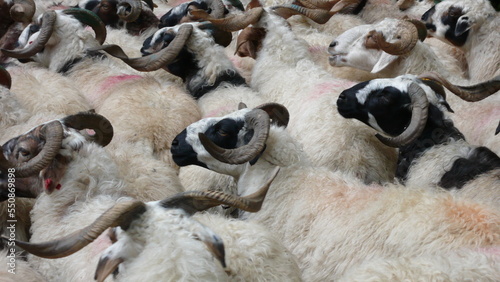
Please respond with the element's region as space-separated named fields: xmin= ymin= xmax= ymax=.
xmin=328 ymin=54 xmax=345 ymax=66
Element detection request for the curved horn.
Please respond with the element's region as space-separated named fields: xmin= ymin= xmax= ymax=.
xmin=0 ymin=66 xmax=12 ymax=89
xmin=117 ymin=0 xmax=142 ymax=22
xmin=405 ymin=18 xmax=427 ymax=41
xmin=63 ymin=8 xmax=107 ymax=45
xmin=329 ymin=0 xmax=363 ymax=13
xmin=61 ymin=111 xmax=114 ymax=147
xmin=2 ymin=200 xmax=146 ymax=259
xmin=209 ymin=0 xmax=225 ymax=19
xmin=1 ymin=10 xmax=57 ymax=59
xmin=89 ymin=24 xmax=193 ymax=72
xmin=365 ymin=21 xmax=418 ymax=55
xmin=161 ymin=166 xmax=280 ymax=213
xmin=294 ymin=0 xmax=341 ymax=10
xmin=271 ymin=4 xmax=337 ymax=24
xmin=418 ymin=72 xmax=500 ymax=102
xmin=190 ymin=7 xmax=264 ymax=32
xmin=376 ymin=82 xmax=429 ymax=147
xmin=7 ymin=121 xmax=64 ymax=177
xmin=397 ymin=0 xmax=415 ymax=11
xmin=10 ymin=0 xmax=36 ymax=24
xmin=255 ymin=103 xmax=290 ymax=127
xmin=199 ymin=109 xmax=270 ymax=164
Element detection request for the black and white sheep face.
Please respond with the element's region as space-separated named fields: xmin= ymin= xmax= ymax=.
xmin=337 ymin=76 xmax=422 ymax=136
xmin=171 ymin=109 xmax=253 ymax=173
xmin=159 ymin=0 xmax=209 ymax=28
xmin=421 ymin=0 xmax=493 ymax=47
xmin=328 ymin=18 xmax=408 ymax=73
xmin=17 ymin=22 xmax=41 ymax=48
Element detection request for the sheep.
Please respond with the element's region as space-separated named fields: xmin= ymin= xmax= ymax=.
xmin=78 ymin=0 xmax=161 ymax=35
xmin=170 ymin=102 xmax=500 ymax=280
xmin=196 ymin=7 xmax=398 ymax=184
xmin=421 ymin=0 xmax=500 ymax=83
xmin=325 ymin=16 xmax=500 ymax=154
xmin=0 ymin=0 xmax=36 ymax=63
xmin=2 ymin=8 xmax=202 ymax=168
xmin=7 ymin=176 xmax=302 ymax=282
xmin=0 ymin=66 xmax=30 ymax=134
xmin=336 ymin=73 xmax=500 ymax=209
xmin=2 ymin=120 xmax=301 ymax=281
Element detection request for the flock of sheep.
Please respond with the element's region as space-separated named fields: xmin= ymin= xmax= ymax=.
xmin=0 ymin=0 xmax=499 ymax=281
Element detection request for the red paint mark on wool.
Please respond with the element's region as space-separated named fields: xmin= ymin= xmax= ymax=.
xmin=99 ymin=75 xmax=142 ymax=94
xmin=44 ymin=179 xmax=53 ymax=190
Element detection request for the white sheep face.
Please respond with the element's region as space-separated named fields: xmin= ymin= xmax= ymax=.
xmin=328 ymin=18 xmax=407 ymax=73
xmin=98 ymin=203 xmax=228 ymax=281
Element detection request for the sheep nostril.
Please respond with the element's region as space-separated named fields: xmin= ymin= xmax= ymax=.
xmin=172 ymin=139 xmax=179 ymax=147
xmin=329 ymin=41 xmax=338 ymax=48
xmin=338 ymin=93 xmax=346 ymax=101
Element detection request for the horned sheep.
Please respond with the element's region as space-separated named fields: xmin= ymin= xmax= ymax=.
xmin=203 ymin=7 xmax=398 ymax=183
xmin=171 ymin=103 xmax=500 ymax=280
xmin=421 ymin=0 xmax=500 ymax=83
xmin=336 ymin=73 xmax=500 ymax=209
xmin=1 ymin=116 xmax=301 ymax=281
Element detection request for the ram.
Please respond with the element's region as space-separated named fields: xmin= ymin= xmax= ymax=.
xmin=2 ymin=8 xmax=202 ymax=168
xmin=326 ymin=16 xmax=500 ymax=153
xmin=198 ymin=6 xmax=398 ymax=183
xmin=2 ymin=119 xmax=301 ymax=281
xmin=170 ymin=102 xmax=500 ymax=280
xmin=421 ymin=0 xmax=500 ymax=83
xmin=78 ymin=0 xmax=160 ymax=35
xmin=336 ymin=73 xmax=500 ymax=209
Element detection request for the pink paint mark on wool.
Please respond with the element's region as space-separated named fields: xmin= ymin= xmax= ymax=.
xmin=307 ymin=80 xmax=356 ymax=101
xmin=475 ymin=247 xmax=500 ymax=256
xmin=308 ymin=45 xmax=327 ymax=54
xmin=205 ymin=105 xmax=234 ymax=117
xmin=99 ymin=74 xmax=143 ymax=94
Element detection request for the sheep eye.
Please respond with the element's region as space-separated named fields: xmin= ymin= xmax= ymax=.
xmin=217 ymin=129 xmax=228 ymax=137
xmin=18 ymin=150 xmax=30 ymax=158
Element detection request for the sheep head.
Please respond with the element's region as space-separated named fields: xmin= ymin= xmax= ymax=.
xmin=421 ymin=0 xmax=496 ymax=47
xmin=0 ymin=111 xmax=113 ymax=199
xmin=1 ymin=8 xmax=107 ymax=60
xmin=328 ymin=17 xmax=425 ymax=73
xmin=3 ymin=168 xmax=281 ymax=281
xmin=336 ymin=73 xmax=500 ymax=147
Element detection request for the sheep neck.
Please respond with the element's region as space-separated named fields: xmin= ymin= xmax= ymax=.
xmin=396 ymin=104 xmax=465 ymax=182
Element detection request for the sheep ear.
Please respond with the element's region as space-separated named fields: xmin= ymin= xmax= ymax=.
xmin=371 ymin=53 xmax=398 ymax=73
xmin=454 ymin=15 xmax=471 ymax=36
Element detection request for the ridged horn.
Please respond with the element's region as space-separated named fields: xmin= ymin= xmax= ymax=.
xmin=376 ymin=82 xmax=429 ymax=147
xmin=117 ymin=0 xmax=142 ymax=22
xmin=89 ymin=24 xmax=193 ymax=72
xmin=1 ymin=200 xmax=146 ymax=259
xmin=2 ymin=121 xmax=64 ymax=177
xmin=0 ymin=66 xmax=12 ymax=89
xmin=161 ymin=166 xmax=280 ymax=213
xmin=61 ymin=111 xmax=114 ymax=147
xmin=329 ymin=0 xmax=363 ymax=13
xmin=199 ymin=109 xmax=270 ymax=164
xmin=294 ymin=0 xmax=340 ymax=10
xmin=209 ymin=0 xmax=225 ymax=19
xmin=404 ymin=17 xmax=427 ymax=41
xmin=190 ymin=7 xmax=264 ymax=32
xmin=255 ymin=103 xmax=290 ymax=127
xmin=418 ymin=71 xmax=500 ymax=102
xmin=397 ymin=0 xmax=415 ymax=11
xmin=10 ymin=0 xmax=36 ymax=24
xmin=271 ymin=4 xmax=337 ymax=24
xmin=1 ymin=10 xmax=57 ymax=59
xmin=63 ymin=8 xmax=106 ymax=45
xmin=365 ymin=20 xmax=418 ymax=55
